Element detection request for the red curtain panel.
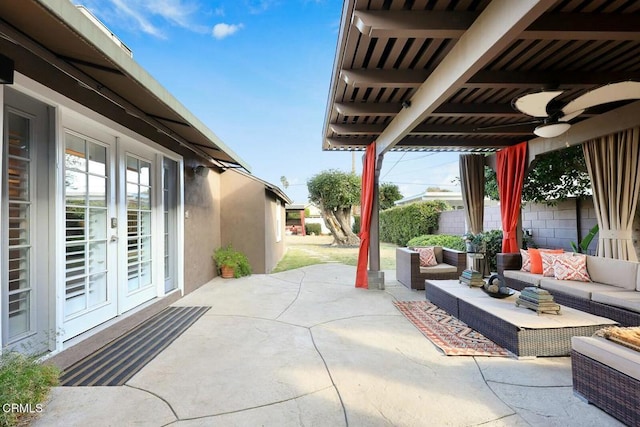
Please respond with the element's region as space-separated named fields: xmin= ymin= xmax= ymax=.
xmin=496 ymin=141 xmax=527 ymax=253
xmin=355 ymin=142 xmax=376 ymax=288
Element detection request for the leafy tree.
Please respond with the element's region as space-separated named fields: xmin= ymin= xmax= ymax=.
xmin=280 ymin=175 xmax=289 ymax=189
xmin=379 ymin=182 xmax=403 ymax=210
xmin=307 ymin=169 xmax=361 ymax=246
xmin=485 ymin=145 xmax=591 ymax=205
xmin=426 ymin=186 xmax=452 ymax=192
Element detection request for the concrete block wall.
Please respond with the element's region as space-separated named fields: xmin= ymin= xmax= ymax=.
xmin=438 ymin=197 xmax=600 ymax=254
xmin=438 ymin=206 xmax=502 ymax=235
xmin=438 ymin=209 xmax=465 ymax=235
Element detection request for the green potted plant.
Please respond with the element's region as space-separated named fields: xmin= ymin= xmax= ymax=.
xmin=213 ymin=245 xmax=252 ymax=278
xmin=462 ymin=232 xmax=485 ymax=253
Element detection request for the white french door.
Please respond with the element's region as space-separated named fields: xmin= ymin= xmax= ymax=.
xmin=118 ymin=145 xmax=157 ymax=312
xmin=62 ymin=132 xmax=160 ymax=338
xmin=62 ymin=131 xmax=117 ymax=339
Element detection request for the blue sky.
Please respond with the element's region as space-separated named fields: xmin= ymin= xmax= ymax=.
xmin=75 ymin=0 xmax=462 ymax=203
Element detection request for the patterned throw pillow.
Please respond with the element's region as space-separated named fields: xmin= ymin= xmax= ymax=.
xmin=541 ymin=251 xmax=566 ymax=277
xmin=529 ymin=248 xmax=564 ymax=274
xmin=414 ymin=247 xmax=437 ymax=267
xmin=520 ymin=249 xmax=531 ymax=272
xmin=553 ymin=254 xmax=591 ymax=282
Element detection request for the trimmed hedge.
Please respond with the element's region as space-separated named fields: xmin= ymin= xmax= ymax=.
xmin=406 ymin=234 xmax=465 ymax=251
xmin=305 ymin=223 xmax=322 ymax=235
xmin=380 ymin=201 xmax=449 ymax=246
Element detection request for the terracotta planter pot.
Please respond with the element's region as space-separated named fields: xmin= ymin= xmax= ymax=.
xmin=220 ymin=265 xmax=235 ymax=279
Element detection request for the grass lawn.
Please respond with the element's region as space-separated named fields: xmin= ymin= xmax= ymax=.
xmin=0 ymin=352 xmax=59 ymax=427
xmin=273 ymin=235 xmax=398 ymax=273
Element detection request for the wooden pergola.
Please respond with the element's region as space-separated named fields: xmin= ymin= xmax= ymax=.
xmin=322 ymin=0 xmax=640 ymax=287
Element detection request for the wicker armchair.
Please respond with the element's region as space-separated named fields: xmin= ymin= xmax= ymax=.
xmin=396 ymin=247 xmax=466 ymax=290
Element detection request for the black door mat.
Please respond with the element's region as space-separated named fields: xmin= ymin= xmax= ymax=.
xmin=60 ymin=306 xmax=210 ymax=386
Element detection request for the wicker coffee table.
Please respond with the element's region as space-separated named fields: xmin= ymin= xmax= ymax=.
xmin=425 ymin=279 xmax=617 ymax=357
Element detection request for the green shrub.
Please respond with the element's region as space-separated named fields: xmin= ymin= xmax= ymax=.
xmin=305 ymin=223 xmax=321 ymax=235
xmin=406 ymin=234 xmax=465 ymax=251
xmin=379 ymin=201 xmax=449 ymax=246
xmin=481 ymin=229 xmax=503 ymax=273
xmin=213 ymin=245 xmax=251 ymax=278
xmin=0 ymin=351 xmax=59 ymax=427
xmin=352 ymin=215 xmax=361 ymax=235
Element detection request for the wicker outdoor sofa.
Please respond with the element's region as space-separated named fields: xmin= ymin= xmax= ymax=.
xmin=396 ymin=246 xmax=466 ymax=290
xmin=497 ymin=252 xmax=640 ymax=326
xmin=571 ymin=335 xmax=640 ymax=427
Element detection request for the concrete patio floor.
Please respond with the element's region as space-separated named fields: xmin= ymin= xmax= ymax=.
xmin=34 ymin=264 xmax=622 ymax=426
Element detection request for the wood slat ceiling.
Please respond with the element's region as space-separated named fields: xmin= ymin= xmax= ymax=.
xmin=323 ymin=0 xmax=640 ymax=153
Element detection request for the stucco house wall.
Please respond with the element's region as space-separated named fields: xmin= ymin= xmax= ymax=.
xmin=183 ymin=158 xmax=222 ymax=294
xmin=220 ymin=169 xmax=289 ymax=274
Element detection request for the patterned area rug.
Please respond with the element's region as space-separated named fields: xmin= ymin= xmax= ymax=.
xmin=394 ymin=301 xmax=511 ymax=357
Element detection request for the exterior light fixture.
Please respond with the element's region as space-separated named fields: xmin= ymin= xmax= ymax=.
xmin=533 ymin=122 xmax=571 ymax=138
xmin=0 ymin=53 xmax=14 ymax=84
xmin=401 ymin=100 xmax=411 ymax=109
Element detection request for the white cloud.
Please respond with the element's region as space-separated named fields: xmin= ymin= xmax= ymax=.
xmin=212 ymin=23 xmax=244 ymax=39
xmin=88 ymin=0 xmax=209 ymax=38
xmin=111 ymin=0 xmax=165 ymax=38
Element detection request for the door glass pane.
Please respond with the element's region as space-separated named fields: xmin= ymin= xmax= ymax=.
xmin=65 ymin=134 xmax=86 ymax=171
xmin=88 ymin=144 xmax=106 ymax=176
xmin=163 ymin=158 xmax=178 ymax=291
xmin=5 ymin=113 xmax=33 ymax=341
xmin=87 ymin=273 xmax=107 ymax=307
xmin=64 ymin=134 xmax=109 ymax=318
xmin=126 ymin=154 xmax=152 ymax=294
xmin=65 ymin=171 xmax=87 ymax=206
xmin=8 ymin=292 xmax=30 ymax=337
xmin=88 ymin=175 xmax=106 ymax=207
xmin=139 ymin=161 xmax=150 ymax=186
xmin=88 ymin=208 xmax=107 ymax=240
xmin=7 ymin=158 xmax=29 ymax=201
xmin=127 ymin=183 xmax=139 ymax=209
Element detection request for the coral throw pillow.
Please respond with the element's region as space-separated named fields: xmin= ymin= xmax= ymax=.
xmin=414 ymin=247 xmax=437 ymax=267
xmin=520 ymin=249 xmax=531 ymax=272
xmin=553 ymin=254 xmax=591 ymax=282
xmin=529 ymin=248 xmax=564 ymax=274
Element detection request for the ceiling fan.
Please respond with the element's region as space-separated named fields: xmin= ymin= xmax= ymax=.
xmin=508 ymin=81 xmax=640 ymax=138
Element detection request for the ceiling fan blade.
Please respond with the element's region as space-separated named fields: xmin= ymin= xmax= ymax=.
xmin=513 ymin=91 xmax=563 ymax=117
xmin=561 ymin=81 xmax=640 ymax=117
xmin=559 ymin=109 xmax=584 ymax=122
xmin=474 ymin=119 xmax=541 ymax=131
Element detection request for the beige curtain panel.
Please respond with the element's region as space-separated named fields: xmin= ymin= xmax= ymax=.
xmin=459 ymin=154 xmax=485 ymax=234
xmin=583 ymin=127 xmax=640 ymax=261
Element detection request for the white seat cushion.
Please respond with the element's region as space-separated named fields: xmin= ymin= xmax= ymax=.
xmin=503 ymin=270 xmax=542 ymax=286
xmin=540 ymin=278 xmax=627 ymax=300
xmin=592 ymin=291 xmax=640 ymax=314
xmin=572 ymin=336 xmax=640 ymax=381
